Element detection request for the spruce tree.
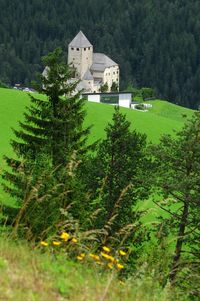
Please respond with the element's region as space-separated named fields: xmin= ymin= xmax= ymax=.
xmin=151 ymin=111 xmax=200 ymax=283
xmin=2 ymin=48 xmax=91 ymax=236
xmin=84 ymin=106 xmax=148 ymax=239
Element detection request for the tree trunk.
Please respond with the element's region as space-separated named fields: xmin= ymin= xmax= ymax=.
xmin=169 ymin=201 xmax=189 ymax=283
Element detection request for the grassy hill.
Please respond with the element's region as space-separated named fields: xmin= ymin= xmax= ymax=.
xmin=0 ymin=88 xmax=194 ymax=160
xmin=0 ymin=236 xmax=180 ymax=301
xmin=0 ymin=87 xmax=194 ymax=208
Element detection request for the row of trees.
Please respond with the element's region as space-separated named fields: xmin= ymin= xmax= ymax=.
xmin=1 ymin=49 xmax=199 ymax=297
xmin=1 ymin=0 xmax=200 ymax=107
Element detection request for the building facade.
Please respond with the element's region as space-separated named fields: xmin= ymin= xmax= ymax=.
xmin=68 ymin=31 xmax=119 ymax=93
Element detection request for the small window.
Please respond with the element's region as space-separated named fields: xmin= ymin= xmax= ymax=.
xmin=71 ymin=47 xmax=74 ymax=50
xmin=88 ymin=47 xmax=90 ymax=50
xmin=113 ymin=72 xmax=115 ymax=74
xmin=77 ymin=48 xmax=79 ymax=51
xmin=84 ymin=48 xmax=86 ymax=51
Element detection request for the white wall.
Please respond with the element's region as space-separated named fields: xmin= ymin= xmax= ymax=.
xmin=87 ymin=94 xmax=100 ymax=103
xmin=103 ymin=66 xmax=119 ymax=91
xmin=119 ymin=93 xmax=131 ymax=108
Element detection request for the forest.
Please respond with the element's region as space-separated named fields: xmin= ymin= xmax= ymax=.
xmin=1 ymin=0 xmax=200 ymax=108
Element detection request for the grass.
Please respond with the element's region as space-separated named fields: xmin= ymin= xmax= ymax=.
xmin=0 ymin=88 xmax=195 ymax=211
xmin=0 ymin=88 xmax=194 ymax=161
xmin=0 ymin=236 xmax=180 ymax=301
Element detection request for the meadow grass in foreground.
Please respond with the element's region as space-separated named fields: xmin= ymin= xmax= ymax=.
xmin=0 ymin=236 xmax=184 ymax=301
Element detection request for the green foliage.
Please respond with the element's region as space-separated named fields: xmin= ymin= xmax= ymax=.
xmin=141 ymin=87 xmax=155 ymax=100
xmin=111 ymin=81 xmax=119 ymax=92
xmin=2 ymin=49 xmax=91 ymax=238
xmin=84 ymin=107 xmax=149 ymax=246
xmin=100 ymin=83 xmax=109 ymax=93
xmin=0 ymin=81 xmax=8 ymax=88
xmin=150 ymin=110 xmax=200 ymax=283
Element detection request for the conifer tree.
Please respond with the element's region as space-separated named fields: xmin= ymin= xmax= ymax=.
xmin=151 ymin=111 xmax=200 ymax=283
xmin=2 ymin=48 xmax=91 ymax=234
xmin=85 ymin=106 xmax=148 ymax=238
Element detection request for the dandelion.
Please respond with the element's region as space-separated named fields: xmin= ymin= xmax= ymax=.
xmin=52 ymin=241 xmax=61 ymax=246
xmin=89 ymin=254 xmax=100 ymax=261
xmin=77 ymin=256 xmax=84 ymax=261
xmin=40 ymin=241 xmax=48 ymax=247
xmin=117 ymin=263 xmax=124 ymax=270
xmin=107 ymin=263 xmax=113 ymax=269
xmin=101 ymin=252 xmax=110 ymax=260
xmin=119 ymin=250 xmax=127 ymax=256
xmin=60 ymin=232 xmax=70 ymax=241
xmin=71 ymin=238 xmax=78 ymax=243
xmin=102 ymin=246 xmax=110 ymax=253
xmin=80 ymin=253 xmax=85 ymax=258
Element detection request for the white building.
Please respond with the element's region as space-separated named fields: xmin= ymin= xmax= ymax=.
xmin=68 ymin=31 xmax=119 ymax=93
xmin=83 ymin=92 xmax=132 ymax=108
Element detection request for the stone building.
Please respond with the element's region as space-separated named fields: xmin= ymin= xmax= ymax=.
xmin=68 ymin=31 xmax=119 ymax=93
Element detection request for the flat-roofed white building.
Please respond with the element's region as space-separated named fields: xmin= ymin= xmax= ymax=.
xmin=82 ymin=92 xmax=132 ymax=108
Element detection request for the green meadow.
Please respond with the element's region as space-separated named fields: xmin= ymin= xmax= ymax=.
xmin=0 ymin=87 xmax=194 ymax=209
xmin=0 ymin=87 xmax=194 ymax=160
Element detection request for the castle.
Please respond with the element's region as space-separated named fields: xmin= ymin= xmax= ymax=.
xmin=68 ymin=31 xmax=119 ymax=93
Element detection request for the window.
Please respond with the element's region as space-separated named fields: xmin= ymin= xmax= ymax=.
xmin=84 ymin=48 xmax=86 ymax=51
xmin=77 ymin=48 xmax=79 ymax=51
xmin=113 ymin=72 xmax=115 ymax=74
xmin=88 ymin=47 xmax=90 ymax=50
xmin=71 ymin=48 xmax=74 ymax=50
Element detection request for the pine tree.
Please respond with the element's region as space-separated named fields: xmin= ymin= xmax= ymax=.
xmin=2 ymin=48 xmax=91 ymax=236
xmin=85 ymin=106 xmax=148 ymax=238
xmin=151 ymin=111 xmax=200 ymax=283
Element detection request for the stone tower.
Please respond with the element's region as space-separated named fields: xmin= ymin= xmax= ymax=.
xmin=68 ymin=31 xmax=93 ymax=79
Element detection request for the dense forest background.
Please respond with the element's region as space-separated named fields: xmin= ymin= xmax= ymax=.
xmin=1 ymin=0 xmax=200 ymax=108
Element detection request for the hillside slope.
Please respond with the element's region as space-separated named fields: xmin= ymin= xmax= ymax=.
xmin=0 ymin=237 xmax=181 ymax=301
xmin=0 ymin=88 xmax=194 ymax=161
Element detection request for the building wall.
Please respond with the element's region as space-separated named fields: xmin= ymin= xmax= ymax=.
xmin=119 ymin=93 xmax=132 ymax=108
xmin=103 ymin=66 xmax=119 ymax=91
xmin=83 ymin=79 xmax=94 ymax=92
xmin=68 ymin=46 xmax=93 ymax=79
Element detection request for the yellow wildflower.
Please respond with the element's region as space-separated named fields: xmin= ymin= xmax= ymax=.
xmin=71 ymin=238 xmax=78 ymax=243
xmin=89 ymin=254 xmax=100 ymax=261
xmin=80 ymin=253 xmax=85 ymax=258
xmin=119 ymin=250 xmax=127 ymax=256
xmin=117 ymin=263 xmax=124 ymax=270
xmin=101 ymin=252 xmax=110 ymax=260
xmin=102 ymin=246 xmax=110 ymax=253
xmin=107 ymin=263 xmax=113 ymax=269
xmin=40 ymin=241 xmax=48 ymax=247
xmin=60 ymin=232 xmax=70 ymax=241
xmin=77 ymin=256 xmax=83 ymax=261
xmin=108 ymin=255 xmax=115 ymax=262
xmin=52 ymin=241 xmax=61 ymax=246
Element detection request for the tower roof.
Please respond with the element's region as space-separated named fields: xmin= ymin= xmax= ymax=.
xmin=83 ymin=69 xmax=93 ymax=81
xmin=69 ymin=31 xmax=92 ymax=48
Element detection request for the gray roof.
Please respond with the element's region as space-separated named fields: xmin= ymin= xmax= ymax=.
xmin=91 ymin=53 xmax=118 ymax=72
xmin=83 ymin=69 xmax=93 ymax=81
xmin=69 ymin=31 xmax=92 ymax=48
